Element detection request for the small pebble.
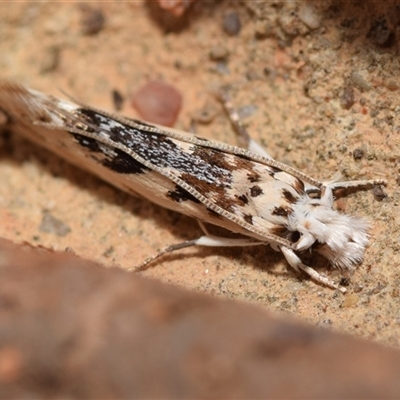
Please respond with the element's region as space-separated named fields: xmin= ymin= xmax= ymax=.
xmin=246 ymin=69 xmax=261 ymax=81
xmin=112 ymin=89 xmax=124 ymax=111
xmin=391 ymin=288 xmax=400 ymax=298
xmin=342 ymin=293 xmax=359 ymax=308
xmin=103 ymin=246 xmax=115 ymax=258
xmin=131 ymin=81 xmax=183 ymax=127
xmin=39 ymin=46 xmax=60 ymax=74
xmin=254 ymin=20 xmax=270 ymax=39
xmin=372 ymin=185 xmax=388 ymax=202
xmin=214 ymin=62 xmax=230 ymax=75
xmin=352 ymin=147 xmax=365 ymax=160
xmin=39 ymin=211 xmax=71 ymax=237
xmin=370 ymin=108 xmax=379 ymax=118
xmin=238 ymin=104 xmax=258 ymax=119
xmin=298 ymin=3 xmax=321 ymax=29
xmin=191 ymin=103 xmax=218 ymax=124
xmin=340 ymin=86 xmax=355 ymax=110
xmin=353 ymin=284 xmax=363 ymax=293
xmin=157 ymin=0 xmax=195 ymax=17
xmin=223 ymin=11 xmax=241 ymax=36
xmin=386 ymin=80 xmax=399 ymax=91
xmin=80 ymin=5 xmax=105 ymax=35
xmin=350 ymin=71 xmax=371 ymax=92
xmin=209 ymin=45 xmax=229 ymax=61
xmin=359 ymin=97 xmax=367 ymax=106
xmin=367 ymin=18 xmax=394 ymax=47
xmin=339 ymin=277 xmax=351 ymax=287
xmin=367 ymin=282 xmax=387 ymax=295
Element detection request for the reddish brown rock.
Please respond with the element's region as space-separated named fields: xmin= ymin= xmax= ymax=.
xmin=131 ymin=81 xmax=183 ymax=127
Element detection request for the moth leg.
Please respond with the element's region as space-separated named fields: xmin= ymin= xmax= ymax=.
xmin=130 ymin=239 xmax=200 ymax=272
xmin=327 ymin=179 xmax=387 ymax=192
xmin=197 ymin=220 xmax=211 ymax=235
xmin=195 ymin=221 xmax=265 ymax=247
xmin=318 ymin=171 xmax=387 ymax=190
xmin=130 ymin=234 xmax=264 ymax=272
xmin=280 ymin=246 xmax=346 ymax=293
xmin=305 ymin=179 xmax=387 ymax=197
xmin=194 ymin=235 xmax=264 ymax=248
xmin=219 ymin=90 xmax=273 ymax=159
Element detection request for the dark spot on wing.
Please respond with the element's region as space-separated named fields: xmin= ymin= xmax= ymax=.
xmin=282 ymin=189 xmax=298 ymax=204
xmin=167 ymin=185 xmax=201 ymax=203
xmin=270 ymin=166 xmax=281 ymax=173
xmin=191 ymin=147 xmax=234 ymax=176
xmin=233 ymin=157 xmax=272 ymax=178
xmin=293 ymin=178 xmax=305 ymax=193
xmin=243 ymin=214 xmax=253 ymax=225
xmin=264 ymin=166 xmax=281 ymax=178
xmin=77 ymin=109 xmax=102 ymax=126
xmin=250 ymin=185 xmax=263 ymax=197
xmin=76 ymin=108 xmax=233 ymax=185
xmin=247 ymin=171 xmax=261 ymax=183
xmin=102 ymin=148 xmax=149 ymax=174
xmin=236 ymin=194 xmax=249 ymax=205
xmin=271 ymin=206 xmax=293 ymax=217
xmin=71 ymin=133 xmax=100 ymax=152
xmin=180 ymin=172 xmax=236 ymax=213
xmin=71 ymin=133 xmax=149 ymax=174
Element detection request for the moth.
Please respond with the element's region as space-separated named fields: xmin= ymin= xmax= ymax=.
xmin=0 ymin=81 xmax=386 ymax=292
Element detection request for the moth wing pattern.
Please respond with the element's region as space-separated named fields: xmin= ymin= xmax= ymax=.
xmin=0 ymin=83 xmax=298 ymax=246
xmin=0 ymin=80 xmax=387 ymax=292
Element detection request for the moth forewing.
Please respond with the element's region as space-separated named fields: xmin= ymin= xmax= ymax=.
xmin=0 ymin=80 xmax=386 ymax=292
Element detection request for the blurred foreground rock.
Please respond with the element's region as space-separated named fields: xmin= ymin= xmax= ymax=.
xmin=0 ymin=238 xmax=399 ymax=399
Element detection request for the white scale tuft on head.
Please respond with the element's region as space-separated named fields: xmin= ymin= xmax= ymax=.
xmin=287 ymin=187 xmax=369 ymax=271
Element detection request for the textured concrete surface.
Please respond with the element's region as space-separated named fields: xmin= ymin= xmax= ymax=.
xmin=0 ymin=1 xmax=399 ymax=349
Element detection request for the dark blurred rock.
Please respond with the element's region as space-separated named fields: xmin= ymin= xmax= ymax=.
xmin=79 ymin=5 xmax=105 ymax=35
xmin=222 ymin=11 xmax=241 ymax=36
xmin=0 ymin=238 xmax=399 ymax=399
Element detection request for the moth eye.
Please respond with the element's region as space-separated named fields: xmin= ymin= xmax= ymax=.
xmin=291 ymin=231 xmax=301 ymax=243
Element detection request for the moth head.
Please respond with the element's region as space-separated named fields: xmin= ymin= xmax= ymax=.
xmin=287 ymin=187 xmax=369 ymax=271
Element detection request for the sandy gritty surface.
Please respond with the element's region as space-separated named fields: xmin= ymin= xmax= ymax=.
xmin=0 ymin=1 xmax=399 ymax=347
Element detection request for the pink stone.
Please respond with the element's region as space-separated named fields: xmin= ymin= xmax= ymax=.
xmin=131 ymin=81 xmax=183 ymax=127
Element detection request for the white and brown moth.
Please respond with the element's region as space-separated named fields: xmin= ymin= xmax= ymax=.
xmin=0 ymin=81 xmax=386 ymax=292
